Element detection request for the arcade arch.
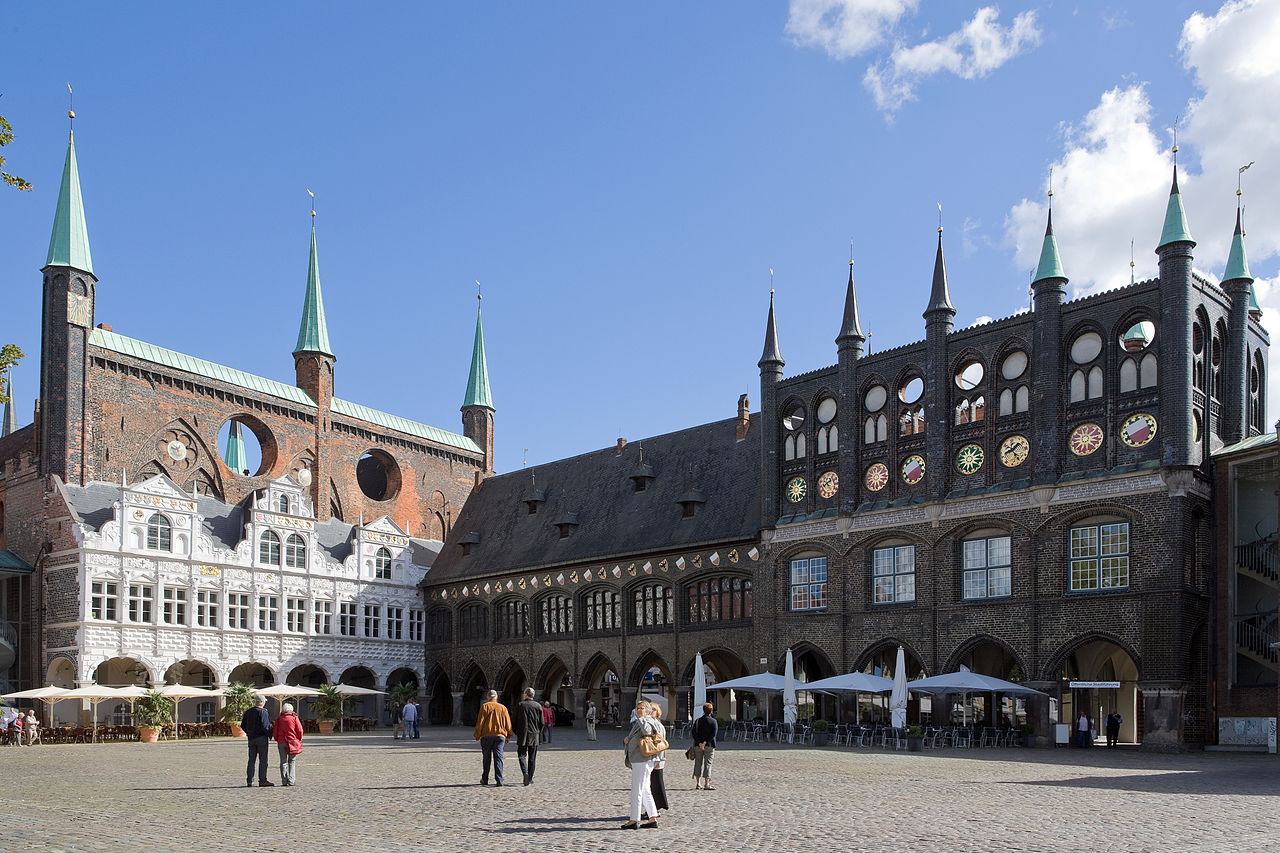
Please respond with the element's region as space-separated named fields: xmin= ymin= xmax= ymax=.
xmin=1053 ymin=637 xmax=1140 ymax=745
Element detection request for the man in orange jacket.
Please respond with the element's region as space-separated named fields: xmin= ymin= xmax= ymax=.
xmin=473 ymin=689 xmax=513 ymax=786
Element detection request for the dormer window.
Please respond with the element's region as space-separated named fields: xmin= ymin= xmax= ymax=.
xmin=523 ymin=487 xmax=546 ymax=516
xmin=554 ymin=513 xmax=580 ymax=539
xmin=374 ymin=546 xmax=392 ymax=579
xmin=677 ymin=488 xmax=706 ymax=519
xmin=145 ymin=513 xmax=172 ymax=552
xmin=459 ymin=531 xmax=481 ymax=556
xmin=631 ymin=463 xmax=655 ymax=493
xmin=277 ymin=494 xmax=290 ymax=514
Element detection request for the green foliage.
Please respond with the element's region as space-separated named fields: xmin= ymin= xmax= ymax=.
xmin=312 ymin=683 xmax=355 ymax=722
xmin=907 ymin=725 xmax=923 ymax=737
xmin=0 ymin=114 xmax=32 ymax=192
xmin=812 ymin=719 xmax=829 ymax=732
xmin=222 ymin=682 xmax=259 ymax=723
xmin=0 ymin=345 xmax=23 ymax=405
xmin=1020 ymin=723 xmax=1035 ymax=735
xmin=390 ymin=681 xmax=418 ymax=708
xmin=133 ymin=690 xmax=174 ymax=729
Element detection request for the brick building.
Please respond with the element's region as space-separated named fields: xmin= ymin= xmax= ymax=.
xmin=423 ymin=169 xmax=1272 ymax=750
xmin=0 ymin=126 xmax=494 ymax=718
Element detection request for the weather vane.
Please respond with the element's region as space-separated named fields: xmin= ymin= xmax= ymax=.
xmin=307 ymin=188 xmax=315 ymax=217
xmin=476 ymin=280 xmax=482 ymax=302
xmin=67 ymin=82 xmax=74 ymax=134
xmin=937 ymin=202 xmax=943 ymax=233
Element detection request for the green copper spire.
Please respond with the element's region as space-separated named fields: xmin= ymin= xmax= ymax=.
xmin=45 ymin=132 xmax=94 ymax=274
xmin=293 ymin=223 xmax=334 ymax=357
xmin=1033 ymin=209 xmax=1067 ymax=283
xmin=462 ymin=297 xmax=493 ymax=409
xmin=223 ymin=420 xmax=249 ymax=475
xmin=1158 ymin=168 xmax=1194 ymax=248
xmin=1223 ymin=208 xmax=1251 ymax=282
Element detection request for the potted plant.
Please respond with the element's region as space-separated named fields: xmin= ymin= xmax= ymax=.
xmin=134 ymin=690 xmax=172 ymax=743
xmin=906 ymin=724 xmax=924 ymax=752
xmin=311 ymin=683 xmax=350 ymax=734
xmin=222 ymin=682 xmax=258 ymax=737
xmin=812 ymin=719 xmax=830 ymax=746
xmin=1019 ymin=723 xmax=1036 ymax=747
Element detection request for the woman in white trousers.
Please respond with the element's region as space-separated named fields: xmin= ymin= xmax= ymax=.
xmin=621 ymin=700 xmax=660 ymax=829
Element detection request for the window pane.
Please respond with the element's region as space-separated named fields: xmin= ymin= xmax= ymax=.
xmin=962 ymin=540 xmax=987 ymax=569
xmin=962 ymin=570 xmax=987 ymax=600
xmin=1100 ymin=556 xmax=1128 ymax=588
xmin=810 ymin=557 xmax=827 ymax=583
xmin=1070 ymin=527 xmax=1097 ymax=559
xmin=791 ymin=560 xmax=809 ymax=585
xmin=896 ymin=574 xmax=915 ymax=601
xmin=895 ymin=546 xmax=914 ymax=571
xmin=873 ymin=549 xmax=894 ymax=575
xmin=874 ymin=576 xmax=894 ymax=603
xmin=987 ymin=537 xmax=1011 ymax=566
xmin=1100 ymin=523 xmax=1128 ymax=555
xmin=1070 ymin=560 xmax=1098 ymax=590
xmin=989 ymin=566 xmax=1011 ymax=597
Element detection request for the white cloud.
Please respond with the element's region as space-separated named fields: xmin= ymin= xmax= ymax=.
xmin=1005 ymin=0 xmax=1280 ymax=426
xmin=788 ymin=2 xmax=1042 ymax=116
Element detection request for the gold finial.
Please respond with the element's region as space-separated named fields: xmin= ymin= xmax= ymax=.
xmin=67 ymin=83 xmax=74 ymax=136
xmin=1048 ymin=166 xmax=1054 ymax=200
xmin=307 ymin=188 xmax=315 ymax=217
xmin=1171 ymin=116 xmax=1180 ymax=155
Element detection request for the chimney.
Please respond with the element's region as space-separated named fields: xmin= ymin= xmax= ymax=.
xmin=616 ymin=437 xmax=627 ymax=455
xmin=96 ymin=323 xmax=113 ymax=332
xmin=736 ymin=393 xmax=751 ymax=441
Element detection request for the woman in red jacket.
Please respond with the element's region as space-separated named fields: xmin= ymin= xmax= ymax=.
xmin=272 ymin=702 xmax=304 ymax=787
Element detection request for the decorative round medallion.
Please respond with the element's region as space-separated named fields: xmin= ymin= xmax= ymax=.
xmin=166 ymin=440 xmax=188 ymax=462
xmin=785 ymin=476 xmax=808 ymax=503
xmin=864 ymin=463 xmax=889 ymax=492
xmin=1120 ymin=412 xmax=1158 ymax=448
xmin=999 ymin=435 xmax=1029 ymax=468
xmin=297 ymin=467 xmax=313 ymax=487
xmin=955 ymin=443 xmax=985 ymax=475
xmin=1069 ymin=423 xmax=1104 ymax=456
xmin=901 ymin=455 xmax=926 ymax=485
xmin=817 ymin=471 xmax=839 ymax=499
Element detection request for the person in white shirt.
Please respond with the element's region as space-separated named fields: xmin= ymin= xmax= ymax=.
xmin=401 ymin=699 xmax=419 ymax=740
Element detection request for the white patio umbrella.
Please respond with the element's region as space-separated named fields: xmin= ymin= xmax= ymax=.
xmin=255 ymin=683 xmax=323 ymax=712
xmin=890 ymin=646 xmax=908 ymax=729
xmin=332 ymin=683 xmax=386 ymax=732
xmin=906 ymin=670 xmax=1046 ymax=726
xmin=155 ymin=684 xmax=223 ymax=739
xmin=59 ymin=685 xmax=140 ymax=742
xmin=0 ymin=685 xmax=69 ymax=728
xmin=803 ymin=672 xmax=894 ymax=725
xmin=692 ymin=652 xmax=707 ymax=722
xmin=782 ymin=649 xmax=798 ymax=741
xmin=708 ymin=673 xmax=787 ymax=724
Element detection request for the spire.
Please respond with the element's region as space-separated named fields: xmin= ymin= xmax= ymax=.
xmin=1158 ymin=166 xmax=1194 ymax=249
xmin=836 ymin=259 xmax=865 ymax=343
xmin=294 ymin=222 xmax=334 ymax=357
xmin=924 ymin=228 xmax=954 ymax=316
xmin=758 ymin=291 xmax=784 ymax=369
xmin=223 ymin=420 xmax=249 ymax=475
xmin=1033 ymin=209 xmax=1067 ymax=283
xmin=1223 ymin=206 xmax=1251 ymax=282
xmin=45 ymin=130 xmax=93 ymax=274
xmin=462 ymin=294 xmax=493 ymax=409
xmin=1 ymin=369 xmax=16 ymax=437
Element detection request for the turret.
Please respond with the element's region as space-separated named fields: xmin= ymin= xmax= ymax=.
xmin=1155 ymin=164 xmax=1196 ymax=463
xmin=759 ymin=291 xmax=784 ymax=524
xmin=1031 ymin=208 xmax=1067 ymax=485
xmin=461 ymin=295 xmax=495 ymax=476
xmin=835 ymin=258 xmax=864 ymax=513
xmin=923 ymin=228 xmax=953 ymax=500
xmin=1222 ymin=205 xmax=1254 ymax=442
xmin=293 ymin=214 xmax=336 ymax=516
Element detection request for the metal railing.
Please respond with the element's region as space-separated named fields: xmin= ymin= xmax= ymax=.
xmin=1235 ymin=619 xmax=1279 ymax=664
xmin=1236 ymin=537 xmax=1278 ymax=582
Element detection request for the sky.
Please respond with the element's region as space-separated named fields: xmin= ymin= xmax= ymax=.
xmin=1 ymin=1 xmax=1277 ymax=475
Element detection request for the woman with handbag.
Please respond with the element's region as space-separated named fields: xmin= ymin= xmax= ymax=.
xmin=620 ymin=700 xmax=663 ymax=829
xmin=272 ymin=702 xmax=304 ymax=787
xmin=645 ymin=704 xmax=670 ymax=818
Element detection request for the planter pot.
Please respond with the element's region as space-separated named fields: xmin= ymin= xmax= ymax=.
xmin=907 ymin=735 xmax=923 ymax=752
xmin=814 ymin=731 xmax=829 ymax=747
xmin=138 ymin=726 xmax=160 ymax=743
xmin=317 ymin=720 xmax=336 ymax=734
xmin=229 ymin=723 xmax=245 ymax=738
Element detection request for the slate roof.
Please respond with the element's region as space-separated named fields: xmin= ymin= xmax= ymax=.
xmin=427 ymin=414 xmax=761 ymax=583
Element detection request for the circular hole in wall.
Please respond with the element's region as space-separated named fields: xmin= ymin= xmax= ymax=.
xmin=899 ymin=376 xmax=924 ymax=404
xmin=216 ymin=416 xmax=275 ymax=477
xmin=1119 ymin=320 xmax=1156 ymax=352
xmin=1001 ymin=351 xmax=1027 ymax=380
xmin=1070 ymin=332 xmax=1103 ymax=364
xmin=955 ymin=361 xmax=984 ymax=390
xmin=357 ymin=449 xmax=402 ymax=501
xmin=864 ymin=385 xmax=887 ymax=412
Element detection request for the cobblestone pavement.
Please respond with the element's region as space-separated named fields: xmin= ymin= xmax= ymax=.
xmin=1 ymin=727 xmax=1277 ymax=852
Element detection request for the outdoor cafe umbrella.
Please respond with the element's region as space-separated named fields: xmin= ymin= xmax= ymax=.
xmin=332 ymin=683 xmax=386 ymax=732
xmin=255 ymin=683 xmax=323 ymax=713
xmin=692 ymin=652 xmax=707 ymax=722
xmin=906 ymin=670 xmax=1046 ymax=726
xmin=708 ymin=673 xmax=787 ymax=724
xmin=782 ymin=648 xmax=798 ymax=738
xmin=802 ymin=672 xmax=893 ymax=725
xmin=890 ymin=646 xmax=908 ymax=729
xmin=155 ymin=684 xmax=223 ymax=740
xmin=58 ymin=684 xmax=144 ymax=742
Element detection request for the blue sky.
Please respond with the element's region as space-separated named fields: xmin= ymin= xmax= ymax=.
xmin=2 ymin=1 xmax=1276 ymax=473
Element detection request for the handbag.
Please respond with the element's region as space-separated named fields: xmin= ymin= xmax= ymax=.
xmin=639 ymin=731 xmax=669 ymax=757
xmin=684 ymin=746 xmax=695 ymax=760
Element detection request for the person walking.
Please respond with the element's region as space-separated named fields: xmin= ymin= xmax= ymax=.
xmin=513 ymin=687 xmax=543 ymax=786
xmin=621 ymin=700 xmax=661 ymax=830
xmin=585 ymin=701 xmax=598 ymax=741
xmin=241 ymin=696 xmax=274 ymax=787
xmin=23 ymin=709 xmax=38 ymax=745
xmin=473 ymin=689 xmax=513 ymax=786
xmin=691 ymin=702 xmax=717 ymax=790
xmin=1105 ymin=709 xmax=1123 ymax=748
xmin=392 ymin=703 xmax=403 ymax=739
xmin=272 ymin=702 xmax=304 ymax=786
xmin=541 ymin=701 xmax=555 ymax=743
xmin=1076 ymin=710 xmax=1092 ymax=748
xmin=402 ymin=698 xmax=419 ymax=741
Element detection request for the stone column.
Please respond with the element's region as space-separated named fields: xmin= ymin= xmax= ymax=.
xmin=619 ymin=687 xmax=638 ymax=723
xmin=1023 ymin=681 xmax=1057 ymax=747
xmin=451 ymin=691 xmax=465 ymax=727
xmin=572 ymin=688 xmax=588 ymax=727
xmin=1138 ymin=683 xmax=1187 ymax=752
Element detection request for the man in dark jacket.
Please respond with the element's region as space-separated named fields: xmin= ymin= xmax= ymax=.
xmin=513 ymin=687 xmax=544 ymax=786
xmin=241 ymin=696 xmax=274 ymax=787
xmin=691 ymin=702 xmax=718 ymax=790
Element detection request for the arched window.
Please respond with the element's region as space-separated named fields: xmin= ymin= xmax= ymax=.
xmin=259 ymin=530 xmax=281 ymax=565
xmin=816 ymin=424 xmax=838 ymax=455
xmin=1015 ymin=385 xmax=1029 ymax=412
xmin=1119 ymin=358 xmax=1137 ymax=393
xmin=633 ymin=583 xmax=674 ymax=628
xmin=1249 ymin=353 xmax=1265 ymax=432
xmin=785 ymin=434 xmax=796 ymax=460
xmin=876 ymin=414 xmax=887 ymax=441
xmin=1070 ymin=370 xmax=1086 ymax=403
xmin=1087 ymin=366 xmax=1103 ymax=399
xmin=459 ymin=603 xmax=488 ymax=642
xmin=373 ymin=547 xmax=392 ymax=579
xmin=999 ymin=389 xmax=1013 ymax=416
xmin=145 ymin=513 xmax=172 ymax=551
xmin=1192 ymin=320 xmax=1206 ymax=390
xmin=284 ymin=533 xmax=306 ymax=569
xmin=687 ymin=576 xmax=752 ymax=624
xmin=537 ymin=595 xmax=573 ymax=636
xmin=865 ymin=417 xmax=877 ymax=444
xmin=427 ymin=608 xmax=452 ymax=644
xmin=581 ymin=588 xmax=620 ymax=633
xmin=1139 ymin=353 xmax=1157 ymax=388
xmin=494 ymin=599 xmax=529 ymax=640
xmin=277 ymin=494 xmax=290 ymax=514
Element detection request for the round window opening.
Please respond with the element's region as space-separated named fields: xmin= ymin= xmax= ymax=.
xmin=816 ymin=398 xmax=837 ymax=424
xmin=357 ymin=450 xmax=402 ymax=501
xmin=1001 ymin=351 xmax=1027 ymax=380
xmin=1119 ymin=320 xmax=1156 ymax=352
xmin=955 ymin=361 xmax=984 ymax=390
xmin=217 ymin=416 xmax=277 ymax=477
xmin=1070 ymin=332 xmax=1103 ymax=364
xmin=899 ymin=376 xmax=924 ymax=404
xmin=864 ymin=385 xmax=888 ymax=412
xmin=783 ymin=406 xmax=805 ymax=431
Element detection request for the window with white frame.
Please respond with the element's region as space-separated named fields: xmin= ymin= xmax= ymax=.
xmin=162 ymin=587 xmax=188 ymax=625
xmin=128 ymin=584 xmax=154 ymax=623
xmin=789 ymin=556 xmax=827 ymax=611
xmin=962 ymin=535 xmax=1012 ymax=600
xmin=338 ymin=601 xmax=357 ymax=636
xmin=146 ymin=513 xmax=172 ymax=551
xmin=364 ymin=603 xmax=382 ymax=638
xmin=91 ymin=581 xmax=118 ymax=620
xmin=284 ymin=534 xmax=307 ymax=569
xmin=408 ymin=608 xmax=424 ymax=642
xmin=873 ymin=545 xmax=915 ymax=604
xmin=313 ymin=600 xmax=332 ymax=635
xmin=228 ymin=593 xmax=250 ymax=629
xmin=387 ymin=605 xmax=404 ymax=640
xmin=258 ymin=595 xmax=279 ymax=631
xmin=277 ymin=493 xmax=290 ymax=514
xmin=374 ymin=547 xmax=392 ymax=579
xmin=286 ymin=597 xmax=306 ymax=632
xmin=259 ymin=530 xmax=281 ymax=565
xmin=1070 ymin=521 xmax=1130 ymax=591
xmin=196 ymin=589 xmax=219 ymax=627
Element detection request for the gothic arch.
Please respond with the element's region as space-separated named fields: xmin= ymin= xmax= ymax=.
xmin=944 ymin=634 xmax=1027 ymax=679
xmin=627 ymin=648 xmax=674 ymax=690
xmin=1043 ymin=631 xmax=1143 ymax=682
